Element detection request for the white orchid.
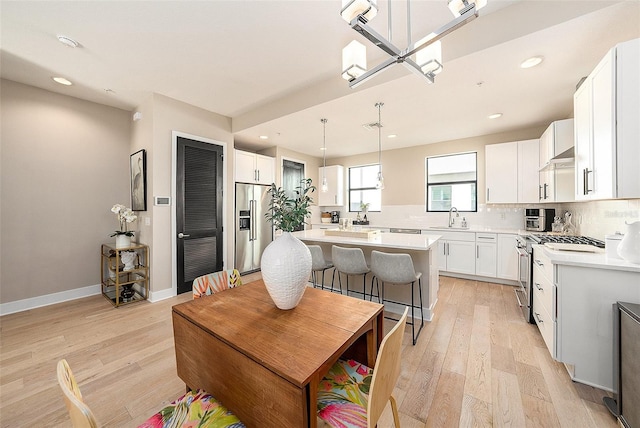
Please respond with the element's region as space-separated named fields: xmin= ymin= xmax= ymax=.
xmin=110 ymin=204 xmax=137 ymax=237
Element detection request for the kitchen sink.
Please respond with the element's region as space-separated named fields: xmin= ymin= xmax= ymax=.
xmin=428 ymin=226 xmax=470 ymax=230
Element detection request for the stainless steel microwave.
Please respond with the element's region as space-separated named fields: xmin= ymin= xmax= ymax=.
xmin=525 ymin=208 xmax=555 ymax=232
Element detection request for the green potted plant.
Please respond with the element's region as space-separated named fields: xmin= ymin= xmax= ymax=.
xmin=261 ymin=178 xmax=315 ymax=310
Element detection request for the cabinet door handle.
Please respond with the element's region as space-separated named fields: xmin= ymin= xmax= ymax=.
xmin=534 ymin=312 xmax=543 ymax=323
xmin=477 ymin=246 xmax=479 ymax=258
xmin=257 ymin=169 xmax=260 ymax=182
xmin=487 ymin=188 xmax=490 ymax=201
xmin=535 ymin=282 xmax=543 ymax=291
xmin=539 ymin=185 xmax=542 ymax=200
xmin=534 ymin=259 xmax=544 ymax=267
xmin=583 ymin=168 xmax=592 ymax=195
xmin=543 ymin=183 xmax=548 ymax=199
xmin=334 ymin=195 xmax=337 ymax=204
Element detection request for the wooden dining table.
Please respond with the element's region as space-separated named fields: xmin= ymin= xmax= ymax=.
xmin=172 ymin=279 xmax=384 ymax=428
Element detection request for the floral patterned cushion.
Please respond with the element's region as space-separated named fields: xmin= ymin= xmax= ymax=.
xmin=138 ymin=389 xmax=245 ymax=428
xmin=193 ymin=269 xmax=242 ymax=299
xmin=317 ymin=359 xmax=373 ymax=428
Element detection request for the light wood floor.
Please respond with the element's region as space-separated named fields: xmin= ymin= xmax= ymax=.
xmin=0 ymin=274 xmax=616 ymax=427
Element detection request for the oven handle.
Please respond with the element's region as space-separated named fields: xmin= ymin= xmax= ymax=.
xmin=516 ymin=247 xmax=529 ymax=257
xmin=514 ymin=288 xmax=525 ymax=308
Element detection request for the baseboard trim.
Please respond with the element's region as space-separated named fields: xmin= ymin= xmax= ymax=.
xmin=0 ymin=284 xmax=101 ymax=316
xmin=149 ymin=287 xmax=177 ymax=303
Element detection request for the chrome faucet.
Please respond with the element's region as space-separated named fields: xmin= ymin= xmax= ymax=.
xmin=448 ymin=207 xmax=459 ymax=227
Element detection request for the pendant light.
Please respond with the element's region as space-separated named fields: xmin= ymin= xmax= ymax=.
xmin=375 ymin=102 xmax=385 ymax=190
xmin=321 ymin=118 xmax=328 ymax=192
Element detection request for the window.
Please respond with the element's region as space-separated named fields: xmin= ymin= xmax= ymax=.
xmin=282 ymin=159 xmax=305 ymax=231
xmin=426 ymin=152 xmax=477 ymax=212
xmin=348 ymin=165 xmax=381 ymax=212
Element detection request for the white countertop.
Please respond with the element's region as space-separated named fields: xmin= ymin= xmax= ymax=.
xmin=293 ymin=229 xmax=441 ymax=251
xmin=533 ymin=244 xmax=640 ymax=273
xmin=310 ymin=223 xmax=528 ymax=235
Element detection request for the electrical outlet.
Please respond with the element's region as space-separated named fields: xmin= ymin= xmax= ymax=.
xmin=145 ymin=217 xmax=151 ymax=226
xmin=500 ymin=213 xmax=506 ymax=220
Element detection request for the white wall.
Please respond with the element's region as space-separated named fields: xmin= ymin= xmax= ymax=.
xmin=0 ymin=79 xmax=131 ymax=304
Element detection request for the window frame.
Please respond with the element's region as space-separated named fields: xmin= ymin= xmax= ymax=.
xmin=425 ymin=152 xmax=478 ymax=213
xmin=348 ymin=164 xmax=381 ymax=213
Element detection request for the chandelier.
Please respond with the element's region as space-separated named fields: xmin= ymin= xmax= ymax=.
xmin=341 ymin=0 xmax=487 ymax=88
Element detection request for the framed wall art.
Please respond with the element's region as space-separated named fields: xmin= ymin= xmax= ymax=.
xmin=130 ymin=149 xmax=147 ymax=211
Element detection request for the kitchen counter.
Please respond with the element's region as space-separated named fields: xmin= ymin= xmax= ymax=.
xmin=292 ymin=229 xmax=441 ymax=320
xmin=534 ymin=244 xmax=640 ymax=273
xmin=310 ymin=223 xmax=529 ymax=235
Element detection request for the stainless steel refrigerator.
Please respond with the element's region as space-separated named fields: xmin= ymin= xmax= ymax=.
xmin=235 ymin=183 xmax=273 ymax=274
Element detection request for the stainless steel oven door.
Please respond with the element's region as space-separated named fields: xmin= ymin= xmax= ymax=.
xmin=525 ymin=216 xmax=543 ymax=231
xmin=515 ymin=245 xmax=532 ymax=323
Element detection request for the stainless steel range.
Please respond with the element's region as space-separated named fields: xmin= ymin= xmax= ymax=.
xmin=514 ymin=233 xmax=605 ymax=324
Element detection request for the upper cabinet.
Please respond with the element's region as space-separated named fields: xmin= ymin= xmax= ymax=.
xmin=538 ymin=119 xmax=575 ymax=203
xmin=574 ymin=38 xmax=640 ymax=200
xmin=318 ymin=165 xmax=344 ymax=206
xmin=485 ymin=139 xmax=539 ymax=204
xmin=234 ymin=150 xmax=275 ymax=185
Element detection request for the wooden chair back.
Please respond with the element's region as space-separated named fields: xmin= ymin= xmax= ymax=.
xmin=57 ymin=359 xmax=98 ymax=428
xmin=367 ymin=307 xmax=408 ymax=428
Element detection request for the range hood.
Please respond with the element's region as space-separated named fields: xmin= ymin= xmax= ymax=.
xmin=541 ymin=147 xmax=575 ymax=170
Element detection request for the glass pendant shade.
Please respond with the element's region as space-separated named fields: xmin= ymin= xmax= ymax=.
xmin=448 ymin=0 xmax=486 ymax=17
xmin=341 ymin=0 xmax=378 ymax=23
xmin=321 ymin=177 xmax=328 ymax=192
xmin=416 ymin=40 xmax=443 ymax=75
xmin=342 ymin=40 xmax=367 ymax=80
xmin=376 ymin=171 xmax=385 ymax=190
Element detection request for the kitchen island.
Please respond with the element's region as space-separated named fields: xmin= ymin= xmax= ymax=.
xmin=292 ymin=229 xmax=441 ymax=320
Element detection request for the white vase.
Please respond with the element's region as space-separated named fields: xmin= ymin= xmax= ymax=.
xmin=261 ymin=232 xmax=312 ymax=310
xmin=115 ymin=234 xmax=131 ymax=249
xmin=617 ymin=220 xmax=640 ymax=264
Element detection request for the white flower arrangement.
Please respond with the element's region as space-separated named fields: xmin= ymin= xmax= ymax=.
xmin=110 ymin=204 xmax=137 ymax=237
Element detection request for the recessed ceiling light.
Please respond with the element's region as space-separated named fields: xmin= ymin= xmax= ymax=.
xmin=387 ymin=134 xmax=397 ymax=139
xmin=57 ymin=35 xmax=79 ymax=48
xmin=259 ymin=135 xmax=269 ymax=140
xmin=104 ymin=88 xmax=115 ymax=94
xmin=488 ymin=113 xmax=502 ymax=119
xmin=520 ymin=56 xmax=543 ymax=69
xmin=52 ymin=77 xmax=73 ymax=86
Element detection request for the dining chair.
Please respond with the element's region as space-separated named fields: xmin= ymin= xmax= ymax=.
xmin=308 ymin=245 xmax=335 ymax=291
xmin=192 ymin=269 xmax=242 ymax=299
xmin=332 ymin=245 xmax=370 ymax=298
xmin=317 ymin=307 xmax=408 ymax=428
xmin=370 ymin=250 xmax=424 ymax=345
xmin=57 ymin=359 xmax=245 ymax=428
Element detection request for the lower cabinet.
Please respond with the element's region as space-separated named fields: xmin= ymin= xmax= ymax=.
xmin=475 ymin=233 xmax=497 ymax=278
xmin=437 ymin=231 xmax=476 ymax=275
xmin=497 ymin=234 xmax=518 ymax=280
xmin=532 ymin=248 xmax=556 ymax=356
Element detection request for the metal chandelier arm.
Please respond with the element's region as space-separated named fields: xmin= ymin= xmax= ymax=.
xmin=348 ymin=57 xmax=398 ymax=89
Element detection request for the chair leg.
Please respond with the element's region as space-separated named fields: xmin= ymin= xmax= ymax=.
xmin=320 ymin=270 xmax=325 ymax=290
xmin=411 ymin=280 xmax=416 ymax=345
xmin=389 ymin=395 xmax=401 ymax=428
xmin=311 ymin=271 xmax=317 ymax=288
xmin=362 ymin=274 xmax=367 ymax=300
xmin=331 ymin=268 xmax=337 ymax=293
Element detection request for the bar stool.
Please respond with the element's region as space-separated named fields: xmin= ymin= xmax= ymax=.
xmin=332 ymin=245 xmax=370 ymax=298
xmin=307 ymin=245 xmax=334 ymax=290
xmin=370 ymin=250 xmax=424 ymax=345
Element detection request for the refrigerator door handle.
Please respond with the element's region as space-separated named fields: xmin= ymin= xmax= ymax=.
xmin=249 ymin=200 xmax=254 ymax=241
xmin=251 ymin=199 xmax=258 ymax=241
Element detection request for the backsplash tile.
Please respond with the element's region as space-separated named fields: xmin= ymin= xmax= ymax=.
xmin=560 ymin=199 xmax=640 ymax=240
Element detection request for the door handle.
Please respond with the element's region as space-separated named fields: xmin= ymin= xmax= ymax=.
xmin=538 ymin=185 xmax=542 ymax=200
xmin=178 ymin=233 xmax=190 ymax=238
xmin=583 ymin=168 xmax=592 ymax=195
xmin=535 ymin=282 xmax=543 ymax=291
xmin=534 ymin=312 xmax=543 ymax=323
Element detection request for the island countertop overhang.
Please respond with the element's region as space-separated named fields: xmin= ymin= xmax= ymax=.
xmin=291 ymin=229 xmax=441 ymax=251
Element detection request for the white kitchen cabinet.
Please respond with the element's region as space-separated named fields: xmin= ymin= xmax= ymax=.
xmin=234 ymin=150 xmax=275 ymax=185
xmin=532 ymin=248 xmax=556 ymax=357
xmin=496 ymin=234 xmax=518 ymax=280
xmin=475 ymin=233 xmax=497 ymax=278
xmin=318 ymin=165 xmax=344 ymax=206
xmin=517 ymin=139 xmax=540 ymax=203
xmin=485 ymin=142 xmax=517 ymax=203
xmin=485 ymin=139 xmax=539 ymax=204
xmin=574 ymin=38 xmax=640 ymax=200
xmin=533 ymin=245 xmax=640 ymax=391
xmin=538 ymin=119 xmax=575 ymax=203
xmin=437 ymin=231 xmax=476 ymax=275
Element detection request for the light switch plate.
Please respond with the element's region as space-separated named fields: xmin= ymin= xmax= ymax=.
xmin=154 ymin=196 xmax=170 ymax=206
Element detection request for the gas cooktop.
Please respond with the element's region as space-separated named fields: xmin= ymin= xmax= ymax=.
xmin=530 ymin=234 xmax=605 ymax=248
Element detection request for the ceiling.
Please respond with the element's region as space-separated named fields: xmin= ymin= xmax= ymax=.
xmin=2 ymin=1 xmax=638 ymax=158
